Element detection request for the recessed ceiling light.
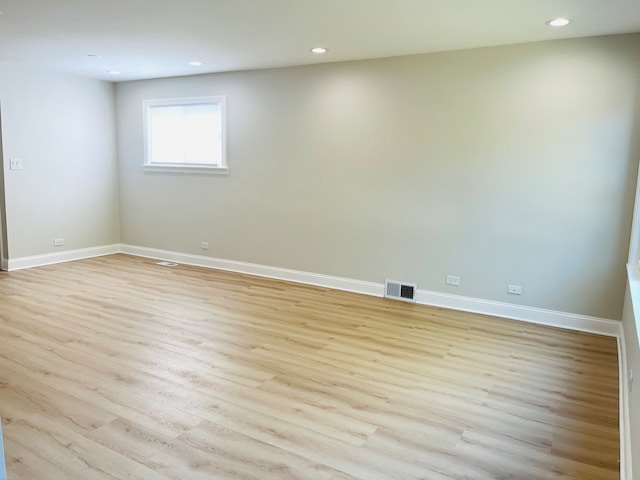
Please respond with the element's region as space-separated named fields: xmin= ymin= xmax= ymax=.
xmin=546 ymin=17 xmax=571 ymax=27
xmin=107 ymin=70 xmax=120 ymax=75
xmin=188 ymin=61 xmax=204 ymax=66
xmin=311 ymin=47 xmax=328 ymax=54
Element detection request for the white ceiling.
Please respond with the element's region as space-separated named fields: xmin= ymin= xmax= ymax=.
xmin=1 ymin=0 xmax=639 ymax=82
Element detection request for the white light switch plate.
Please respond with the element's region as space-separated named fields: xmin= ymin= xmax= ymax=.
xmin=9 ymin=158 xmax=23 ymax=170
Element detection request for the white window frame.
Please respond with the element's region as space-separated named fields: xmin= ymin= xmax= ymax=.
xmin=629 ymin=165 xmax=640 ymax=265
xmin=142 ymin=96 xmax=228 ymax=175
xmin=626 ymin=164 xmax=640 ymax=346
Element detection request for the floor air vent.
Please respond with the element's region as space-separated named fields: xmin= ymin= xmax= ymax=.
xmin=156 ymin=261 xmax=179 ymax=267
xmin=384 ymin=279 xmax=417 ymax=302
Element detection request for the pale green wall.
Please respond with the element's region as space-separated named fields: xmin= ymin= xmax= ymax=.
xmin=0 ymin=66 xmax=120 ymax=259
xmin=116 ymin=34 xmax=640 ymax=320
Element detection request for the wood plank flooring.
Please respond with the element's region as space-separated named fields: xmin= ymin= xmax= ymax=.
xmin=0 ymin=254 xmax=619 ymax=479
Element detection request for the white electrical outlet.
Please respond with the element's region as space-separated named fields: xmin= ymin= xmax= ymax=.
xmin=507 ymin=285 xmax=522 ymax=295
xmin=54 ymin=238 xmax=64 ymax=246
xmin=200 ymin=241 xmax=209 ymax=250
xmin=446 ymin=275 xmax=461 ymax=286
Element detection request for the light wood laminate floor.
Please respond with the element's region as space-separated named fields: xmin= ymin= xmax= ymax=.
xmin=0 ymin=254 xmax=619 ymax=479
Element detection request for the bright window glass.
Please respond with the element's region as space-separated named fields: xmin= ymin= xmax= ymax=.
xmin=144 ymin=96 xmax=226 ymax=172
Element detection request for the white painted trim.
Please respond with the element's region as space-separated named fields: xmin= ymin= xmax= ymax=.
xmin=623 ymin=263 xmax=640 ymax=480
xmin=0 ymin=419 xmax=6 ymax=480
xmin=120 ymin=244 xmax=619 ymax=338
xmin=141 ymin=164 xmax=229 ymax=175
xmin=628 ymin=161 xmax=640 ymax=264
xmin=8 ymin=243 xmax=618 ymax=337
xmin=143 ymin=95 xmax=227 ymax=173
xmin=627 ymin=263 xmax=640 ymax=346
xmin=618 ymin=326 xmax=633 ymax=480
xmin=7 ymin=244 xmax=121 ymax=271
xmin=415 ymin=289 xmax=621 ymax=337
xmin=119 ymin=245 xmax=384 ymax=297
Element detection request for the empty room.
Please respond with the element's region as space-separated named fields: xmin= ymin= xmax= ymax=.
xmin=0 ymin=1 xmax=639 ymax=479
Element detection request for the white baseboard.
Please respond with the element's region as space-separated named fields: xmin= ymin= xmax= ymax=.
xmin=415 ymin=289 xmax=621 ymax=337
xmin=7 ymin=243 xmax=621 ymax=338
xmin=7 ymin=244 xmax=121 ymax=271
xmin=0 ymin=419 xmax=6 ymax=480
xmin=120 ymin=244 xmax=620 ymax=338
xmin=618 ymin=326 xmax=633 ymax=480
xmin=119 ymin=244 xmax=384 ymax=297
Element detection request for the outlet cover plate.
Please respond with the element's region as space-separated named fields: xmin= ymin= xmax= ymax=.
xmin=507 ymin=285 xmax=522 ymax=295
xmin=446 ymin=275 xmax=461 ymax=286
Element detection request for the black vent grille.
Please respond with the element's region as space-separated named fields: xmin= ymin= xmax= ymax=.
xmin=384 ymin=279 xmax=417 ymax=303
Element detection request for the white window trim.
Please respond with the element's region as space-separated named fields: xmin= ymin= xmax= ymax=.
xmin=629 ymin=164 xmax=640 ymax=265
xmin=142 ymin=96 xmax=228 ymax=175
xmin=626 ymin=162 xmax=640 ymax=346
xmin=141 ymin=164 xmax=229 ymax=175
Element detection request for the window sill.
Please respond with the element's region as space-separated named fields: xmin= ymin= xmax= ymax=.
xmin=142 ymin=164 xmax=229 ymax=175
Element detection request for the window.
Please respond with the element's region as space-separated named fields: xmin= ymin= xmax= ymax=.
xmin=629 ymin=167 xmax=640 ymax=265
xmin=143 ymin=96 xmax=227 ymax=174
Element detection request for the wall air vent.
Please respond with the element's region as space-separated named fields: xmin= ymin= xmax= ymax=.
xmin=384 ymin=279 xmax=417 ymax=302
